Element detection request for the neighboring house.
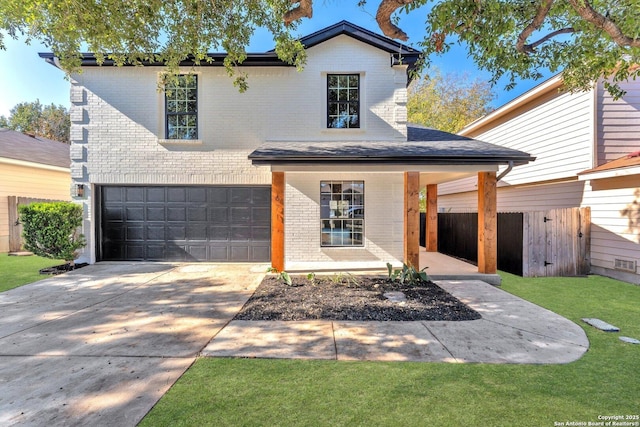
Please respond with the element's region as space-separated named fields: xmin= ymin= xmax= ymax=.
xmin=0 ymin=128 xmax=71 ymax=252
xmin=40 ymin=21 xmax=533 ymax=273
xmin=438 ymin=75 xmax=640 ymax=284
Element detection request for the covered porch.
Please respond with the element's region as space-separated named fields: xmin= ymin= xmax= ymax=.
xmin=249 ymin=125 xmax=534 ymax=281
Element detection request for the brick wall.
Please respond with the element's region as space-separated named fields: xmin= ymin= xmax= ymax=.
xmin=68 ymin=35 xmax=409 ymax=263
xmin=284 ymin=172 xmax=404 ymax=270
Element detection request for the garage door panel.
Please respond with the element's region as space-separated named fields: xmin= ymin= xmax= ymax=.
xmin=230 ymin=207 xmax=251 ymax=223
xmin=167 ymin=207 xmax=186 ymax=221
xmin=104 ymin=187 xmax=123 ymax=201
xmin=252 ymin=246 xmax=270 ymax=260
xmin=126 ymin=207 xmax=144 ymax=221
xmin=100 ymin=186 xmax=271 ymax=261
xmin=252 ymin=187 xmax=271 ymax=203
xmin=147 ymin=226 xmax=165 ymax=241
xmin=126 ymin=188 xmax=144 ymax=202
xmin=252 ymin=207 xmax=270 ymax=224
xmin=209 ymin=247 xmax=229 ymax=261
xmin=210 ymin=207 xmax=229 ymax=222
xmin=189 ymin=188 xmax=207 ymax=202
xmin=167 ymin=188 xmax=186 ymax=202
xmin=187 ymin=224 xmax=208 ymax=240
xmin=126 ymin=226 xmax=144 ymax=241
xmin=209 ymin=188 xmax=229 ymax=203
xmin=146 ymin=187 xmax=165 ymax=202
xmin=188 ymin=207 xmax=207 ymax=221
xmin=252 ymin=227 xmax=270 ymax=241
xmin=231 ymin=246 xmax=249 ymax=261
xmin=147 ymin=207 xmax=165 ymax=221
xmin=168 ymin=226 xmax=186 ymax=240
xmin=126 ymin=245 xmax=145 ymax=260
xmin=209 ymin=226 xmax=229 ymax=241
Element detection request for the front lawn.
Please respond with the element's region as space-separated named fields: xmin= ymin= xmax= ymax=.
xmin=0 ymin=253 xmax=64 ymax=292
xmin=141 ymin=273 xmax=640 ymax=427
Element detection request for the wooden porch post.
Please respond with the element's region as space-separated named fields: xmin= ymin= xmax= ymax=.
xmin=478 ymin=171 xmax=497 ymax=274
xmin=404 ymin=172 xmax=420 ymax=268
xmin=426 ymin=184 xmax=438 ymax=252
xmin=271 ymin=172 xmax=285 ymax=271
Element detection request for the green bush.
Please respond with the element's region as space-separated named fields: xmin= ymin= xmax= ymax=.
xmin=19 ymin=201 xmax=86 ymax=263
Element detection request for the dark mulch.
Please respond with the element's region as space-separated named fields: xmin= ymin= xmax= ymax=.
xmin=39 ymin=262 xmax=88 ymax=275
xmin=235 ymin=275 xmax=481 ymax=321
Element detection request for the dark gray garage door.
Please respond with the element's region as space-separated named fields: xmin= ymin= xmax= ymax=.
xmin=99 ymin=186 xmax=271 ymax=261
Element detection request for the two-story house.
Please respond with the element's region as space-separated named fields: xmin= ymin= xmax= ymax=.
xmin=40 ymin=21 xmax=533 ymax=274
xmin=438 ymin=75 xmax=640 ymax=284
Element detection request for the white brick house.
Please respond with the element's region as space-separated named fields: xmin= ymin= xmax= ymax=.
xmin=41 ymin=21 xmax=532 ymax=272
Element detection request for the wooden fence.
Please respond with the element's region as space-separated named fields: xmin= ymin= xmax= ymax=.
xmin=434 ymin=207 xmax=591 ymax=277
xmin=7 ymin=196 xmax=64 ymax=252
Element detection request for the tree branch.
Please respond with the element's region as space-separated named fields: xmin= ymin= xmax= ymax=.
xmin=284 ymin=0 xmax=313 ymax=26
xmin=527 ymin=28 xmax=576 ymax=50
xmin=516 ymin=0 xmax=555 ymax=53
xmin=567 ymin=0 xmax=640 ymax=48
xmin=375 ymin=0 xmax=414 ymax=41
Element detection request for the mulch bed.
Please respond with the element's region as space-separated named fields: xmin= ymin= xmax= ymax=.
xmin=39 ymin=262 xmax=88 ymax=275
xmin=235 ymin=275 xmax=481 ymax=321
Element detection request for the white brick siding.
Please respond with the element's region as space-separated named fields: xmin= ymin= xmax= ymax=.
xmin=284 ymin=172 xmax=404 ymax=270
xmin=68 ymin=34 xmax=409 ymax=264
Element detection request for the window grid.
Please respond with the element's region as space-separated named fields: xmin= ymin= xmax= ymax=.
xmin=165 ymin=75 xmax=198 ymax=139
xmin=327 ymin=74 xmax=360 ymax=128
xmin=320 ymin=180 xmax=364 ymax=247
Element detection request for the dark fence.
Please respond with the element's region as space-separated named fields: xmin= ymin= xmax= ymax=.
xmin=422 ymin=212 xmax=524 ymax=276
xmin=497 ymin=213 xmax=523 ymax=276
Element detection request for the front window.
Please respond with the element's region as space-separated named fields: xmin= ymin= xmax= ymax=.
xmin=165 ymin=75 xmax=198 ymax=139
xmin=320 ymin=181 xmax=364 ymax=247
xmin=327 ymin=74 xmax=360 ymax=128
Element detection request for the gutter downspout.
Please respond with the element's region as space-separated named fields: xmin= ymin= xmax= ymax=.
xmin=496 ymin=161 xmax=514 ymax=182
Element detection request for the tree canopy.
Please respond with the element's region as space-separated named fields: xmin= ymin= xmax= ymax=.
xmin=408 ymin=67 xmax=495 ymax=133
xmin=0 ymin=0 xmax=638 ymax=96
xmin=0 ymin=100 xmax=70 ymax=143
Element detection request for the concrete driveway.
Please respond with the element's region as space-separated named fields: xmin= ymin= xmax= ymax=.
xmin=0 ymin=262 xmax=266 ymax=426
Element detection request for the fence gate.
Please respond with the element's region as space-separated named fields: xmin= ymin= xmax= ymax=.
xmin=523 ymin=207 xmax=591 ymax=277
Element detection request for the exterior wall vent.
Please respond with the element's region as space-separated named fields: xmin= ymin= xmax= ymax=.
xmin=614 ymin=258 xmax=637 ymax=272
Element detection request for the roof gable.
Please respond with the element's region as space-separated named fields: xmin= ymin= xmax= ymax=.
xmin=297 ymin=21 xmax=419 ymax=56
xmin=40 ymin=21 xmax=421 ymax=70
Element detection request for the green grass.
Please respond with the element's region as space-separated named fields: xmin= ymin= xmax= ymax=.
xmin=0 ymin=253 xmax=65 ymax=292
xmin=141 ymin=273 xmax=640 ymax=427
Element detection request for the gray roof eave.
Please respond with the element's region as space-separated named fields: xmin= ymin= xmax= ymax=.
xmin=248 ymin=142 xmax=535 ymax=167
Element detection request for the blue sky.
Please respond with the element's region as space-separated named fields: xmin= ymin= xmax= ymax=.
xmin=0 ymin=2 xmax=552 ymax=118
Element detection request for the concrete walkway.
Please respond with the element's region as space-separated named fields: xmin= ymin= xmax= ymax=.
xmin=0 ymin=262 xmax=266 ymax=427
xmin=203 ymin=280 xmax=589 ymax=364
xmin=0 ymin=263 xmax=589 ymax=426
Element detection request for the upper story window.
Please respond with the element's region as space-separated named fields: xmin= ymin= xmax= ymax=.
xmin=327 ymin=74 xmax=360 ymax=129
xmin=165 ymin=75 xmax=198 ymax=139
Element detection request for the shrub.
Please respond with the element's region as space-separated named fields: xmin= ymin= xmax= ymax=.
xmin=19 ymin=201 xmax=86 ymax=263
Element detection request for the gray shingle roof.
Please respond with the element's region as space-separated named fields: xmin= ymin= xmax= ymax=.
xmin=249 ymin=124 xmax=535 ymax=166
xmin=0 ymin=128 xmax=70 ymax=169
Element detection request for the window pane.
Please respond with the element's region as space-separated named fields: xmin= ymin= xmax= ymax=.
xmin=320 ymin=180 xmax=364 ymax=247
xmin=327 ymin=74 xmax=359 ymax=129
xmin=165 ymin=75 xmax=197 ymax=139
